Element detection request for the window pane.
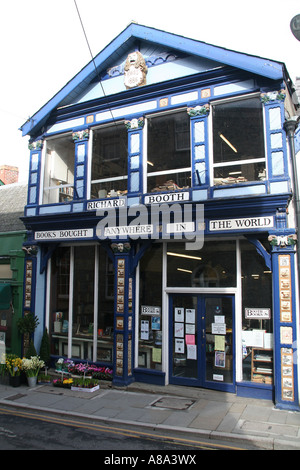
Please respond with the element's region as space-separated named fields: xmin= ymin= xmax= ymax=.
xmin=72 ymin=246 xmax=95 ymax=360
xmin=43 ymin=135 xmax=75 ymax=204
xmin=213 ymin=97 xmax=265 ymax=185
xmin=139 ymin=244 xmax=163 ymax=370
xmin=50 ymin=247 xmax=70 ymax=356
xmin=91 ymin=124 xmax=128 ymax=198
xmin=214 ymin=162 xmax=266 ymax=185
xmin=147 ymin=111 xmax=191 ymax=192
xmin=241 ymin=239 xmax=273 ymax=384
xmin=97 ymin=247 xmax=114 ymax=363
xmin=167 ymin=241 xmax=236 ymax=287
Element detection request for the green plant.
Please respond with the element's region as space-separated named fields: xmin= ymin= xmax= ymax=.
xmin=17 ymin=313 xmax=39 ymax=336
xmin=25 ymin=339 xmax=37 ymax=358
xmin=39 ymin=328 xmax=50 ymax=365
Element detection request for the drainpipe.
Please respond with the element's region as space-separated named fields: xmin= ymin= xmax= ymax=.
xmin=283 ymin=116 xmax=300 ymax=288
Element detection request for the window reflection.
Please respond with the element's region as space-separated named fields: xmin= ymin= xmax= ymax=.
xmin=167 ymin=241 xmax=236 ymax=287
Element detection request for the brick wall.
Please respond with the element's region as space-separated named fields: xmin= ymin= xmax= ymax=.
xmin=0 ymin=165 xmax=19 ymax=184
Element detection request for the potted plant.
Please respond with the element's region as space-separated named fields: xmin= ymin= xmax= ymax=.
xmin=22 ymin=356 xmax=45 ymax=387
xmin=53 ymin=377 xmax=73 ymax=388
xmin=17 ymin=313 xmax=39 ymax=357
xmin=71 ymin=377 xmax=100 ymax=392
xmin=37 ymin=372 xmax=51 ymax=384
xmin=39 ymin=328 xmax=50 ymax=366
xmin=5 ymin=354 xmax=22 ymax=387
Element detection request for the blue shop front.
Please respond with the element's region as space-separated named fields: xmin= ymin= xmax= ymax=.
xmin=20 ymin=24 xmax=300 ymax=410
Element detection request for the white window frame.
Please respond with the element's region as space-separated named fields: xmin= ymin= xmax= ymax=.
xmin=90 ymin=122 xmax=128 ymax=199
xmin=144 ymin=109 xmax=192 ymax=194
xmin=40 ymin=132 xmax=75 ymax=205
xmin=209 ymin=93 xmax=267 ymax=186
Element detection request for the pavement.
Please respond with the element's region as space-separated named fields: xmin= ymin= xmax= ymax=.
xmin=0 ymin=378 xmax=300 ymax=450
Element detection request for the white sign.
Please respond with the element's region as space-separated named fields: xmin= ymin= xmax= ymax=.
xmin=245 ymin=308 xmax=271 ymax=319
xmin=34 ymin=228 xmax=93 ymax=240
xmin=141 ymin=306 xmax=161 ymax=315
xmin=87 ymin=199 xmax=126 ymax=210
xmin=166 ymin=222 xmax=195 ymax=234
xmin=212 ymin=323 xmax=226 ymax=335
xmin=209 ymin=216 xmax=274 ymax=231
xmin=145 ymin=192 xmax=189 ymax=205
xmin=103 ymin=225 xmax=153 ymax=237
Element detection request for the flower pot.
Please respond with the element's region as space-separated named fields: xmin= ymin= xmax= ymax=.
xmin=27 ymin=376 xmax=37 ymax=388
xmin=9 ymin=375 xmax=21 ymax=387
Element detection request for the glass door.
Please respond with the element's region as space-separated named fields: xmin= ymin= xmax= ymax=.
xmin=169 ymin=294 xmax=235 ymax=392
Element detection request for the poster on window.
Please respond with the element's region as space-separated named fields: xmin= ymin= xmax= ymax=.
xmin=175 ymin=308 xmax=184 ymax=322
xmin=175 ymin=338 xmax=185 ymax=353
xmin=174 ymin=322 xmax=184 ymax=338
xmin=185 ymin=309 xmax=195 ymax=324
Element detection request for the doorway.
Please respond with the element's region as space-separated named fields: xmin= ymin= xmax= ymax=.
xmin=169 ymin=294 xmax=235 ymax=392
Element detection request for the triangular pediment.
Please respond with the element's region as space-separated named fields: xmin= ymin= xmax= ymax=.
xmin=21 ymin=23 xmax=285 ymax=138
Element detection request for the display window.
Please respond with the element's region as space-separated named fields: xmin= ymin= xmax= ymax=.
xmin=90 ymin=123 xmax=128 ymax=199
xmin=138 ymin=244 xmax=163 ymax=370
xmin=167 ymin=240 xmax=237 ymax=287
xmin=42 ymin=134 xmax=75 ymax=204
xmin=49 ymin=245 xmax=114 ymax=363
xmin=241 ymin=239 xmax=273 ymax=384
xmin=212 ymin=96 xmax=266 ymax=186
xmin=146 ymin=110 xmax=191 ymax=193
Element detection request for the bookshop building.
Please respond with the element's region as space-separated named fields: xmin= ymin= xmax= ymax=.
xmin=20 ymin=24 xmax=300 ymax=410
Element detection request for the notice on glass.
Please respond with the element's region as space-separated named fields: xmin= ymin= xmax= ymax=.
xmin=174 ymin=322 xmax=184 ymax=338
xmin=175 ymin=308 xmax=184 ymax=322
xmin=215 ymin=335 xmax=225 ymax=351
xmin=141 ymin=320 xmax=149 ymax=340
xmin=185 ymin=334 xmax=195 ymax=345
xmin=186 ymin=309 xmax=195 ymax=324
xmin=175 ymin=338 xmax=185 ymax=354
xmin=187 ymin=344 xmax=197 ymax=360
xmin=212 ymin=323 xmax=226 ymax=335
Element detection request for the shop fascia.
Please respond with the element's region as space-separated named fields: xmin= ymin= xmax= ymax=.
xmin=33 ymin=196 xmax=274 ymax=243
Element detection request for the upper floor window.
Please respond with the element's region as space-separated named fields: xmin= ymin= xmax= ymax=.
xmin=146 ymin=110 xmax=191 ymax=193
xmin=42 ymin=134 xmax=75 ymax=204
xmin=212 ymin=96 xmax=265 ymax=186
xmin=91 ymin=123 xmax=128 ymax=199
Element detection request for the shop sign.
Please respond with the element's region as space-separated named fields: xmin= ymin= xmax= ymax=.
xmin=141 ymin=306 xmax=161 ymax=315
xmin=245 ymin=308 xmax=271 ymax=319
xmin=144 ymin=192 xmax=190 ymax=204
xmin=209 ymin=216 xmax=274 ymax=231
xmin=87 ymin=199 xmax=126 ymax=210
xmin=166 ymin=222 xmax=195 ymax=234
xmin=103 ymin=224 xmax=153 ymax=237
xmin=34 ymin=228 xmax=93 ymax=240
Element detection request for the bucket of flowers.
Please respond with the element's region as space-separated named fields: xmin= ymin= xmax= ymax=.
xmin=71 ymin=377 xmax=100 ymax=392
xmin=5 ymin=354 xmax=22 ymax=387
xmin=22 ymin=356 xmax=45 ymax=387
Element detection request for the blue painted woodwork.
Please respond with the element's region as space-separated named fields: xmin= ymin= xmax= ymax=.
xmin=19 ymin=24 xmax=300 ymax=407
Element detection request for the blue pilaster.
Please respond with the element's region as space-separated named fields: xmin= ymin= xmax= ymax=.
xmin=111 ymin=243 xmax=134 ymax=386
xmin=72 ymin=129 xmax=89 ymax=200
xmin=125 ymin=117 xmax=144 ymax=196
xmin=27 ymin=140 xmax=43 ymax=209
xmin=269 ymin=232 xmax=299 ymax=410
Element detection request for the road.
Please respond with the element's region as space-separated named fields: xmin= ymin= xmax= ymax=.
xmin=0 ymin=405 xmax=254 ymax=453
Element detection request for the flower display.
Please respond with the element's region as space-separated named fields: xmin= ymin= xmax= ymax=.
xmin=67 ymin=362 xmax=113 ymax=380
xmin=22 ymin=356 xmax=45 ymax=377
xmin=72 ymin=377 xmax=99 ymax=389
xmin=53 ymin=377 xmax=73 ymax=388
xmin=5 ymin=354 xmax=22 ymax=376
